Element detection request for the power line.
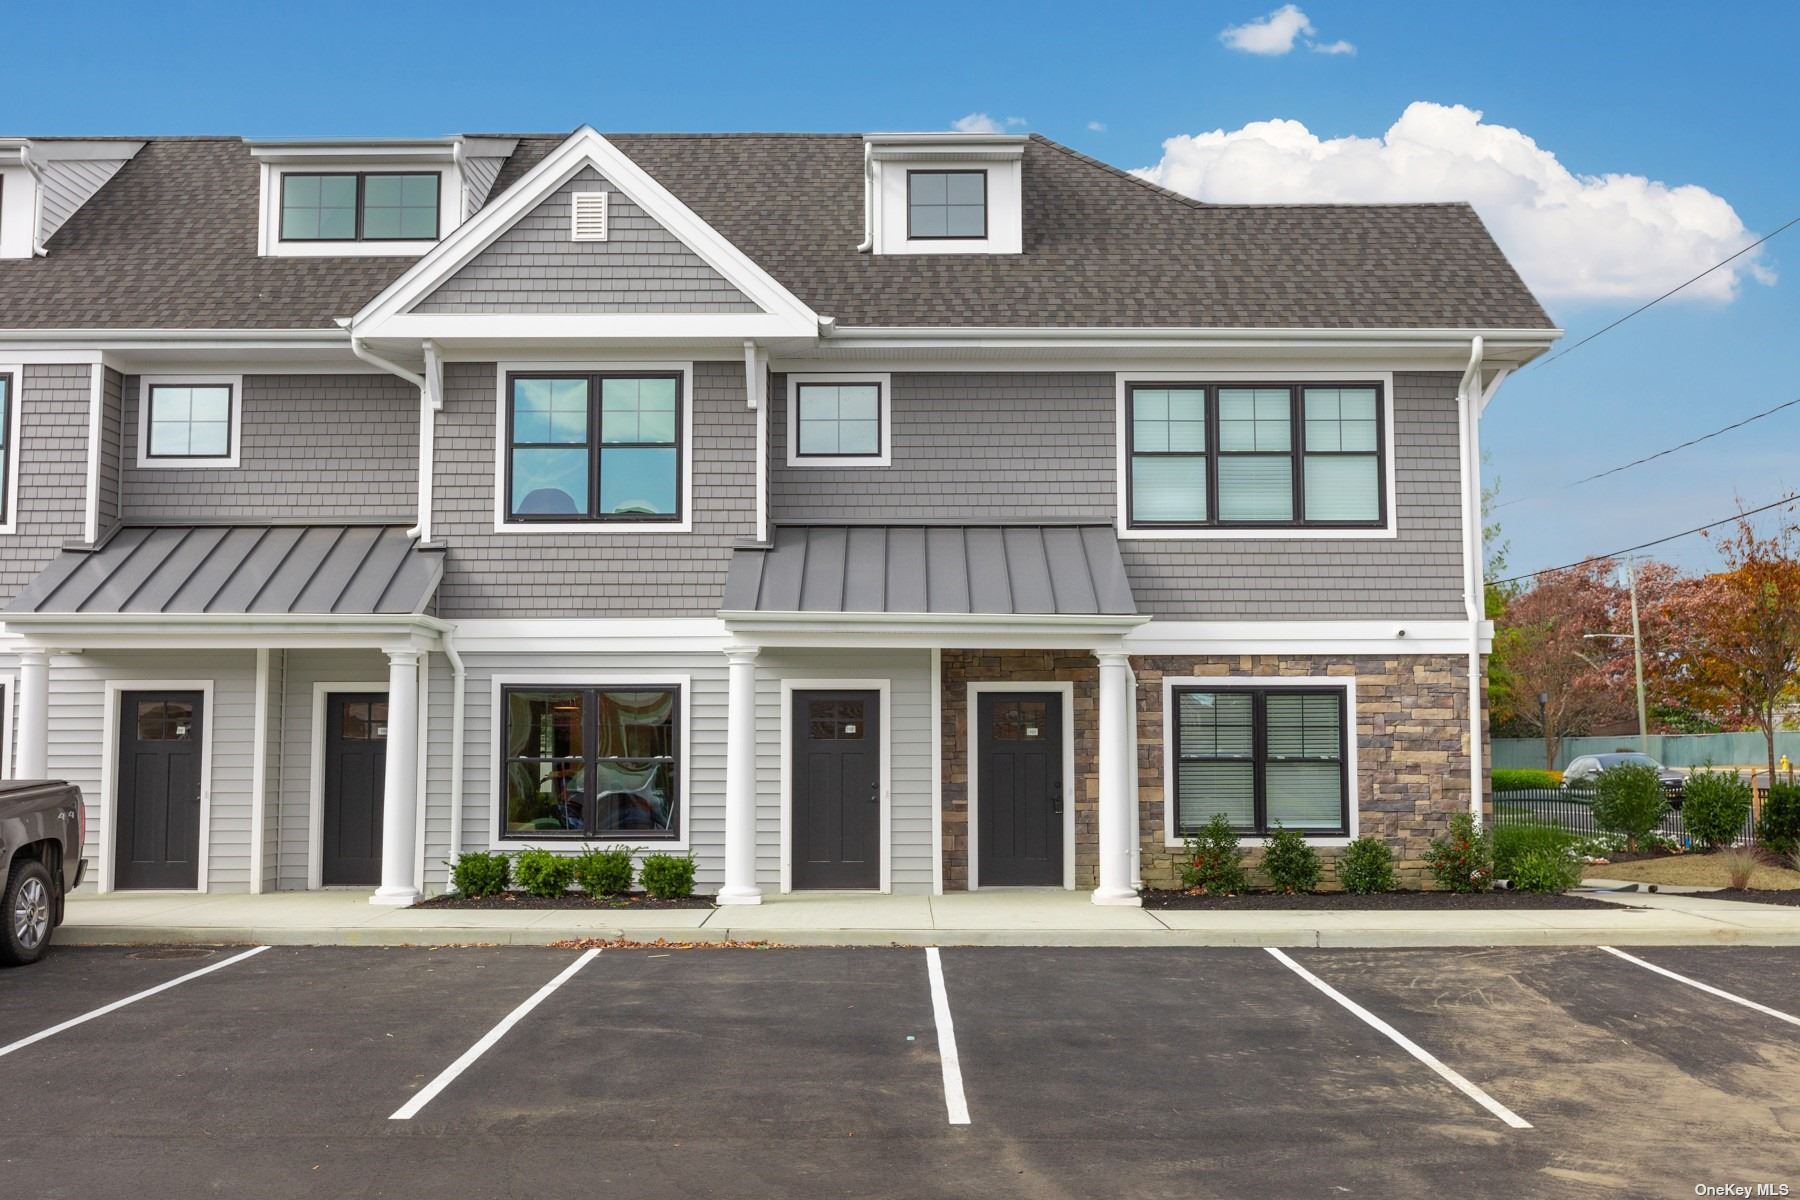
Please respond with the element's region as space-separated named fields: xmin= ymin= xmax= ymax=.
xmin=1492 ymin=491 xmax=1800 ymax=586
xmin=1493 ymin=392 xmax=1800 ymax=509
xmin=1528 ymin=215 xmax=1800 ymax=371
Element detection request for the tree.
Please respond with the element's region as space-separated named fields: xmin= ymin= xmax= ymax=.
xmin=1666 ymin=510 xmax=1800 ymax=787
xmin=1490 ymin=559 xmax=1637 ymax=767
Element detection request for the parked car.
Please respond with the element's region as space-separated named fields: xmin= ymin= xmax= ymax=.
xmin=1561 ymin=753 xmax=1686 ymax=805
xmin=1 ymin=780 xmax=87 ymax=965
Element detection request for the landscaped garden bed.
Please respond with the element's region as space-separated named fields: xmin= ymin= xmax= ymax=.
xmin=1141 ymin=890 xmax=1625 ymax=911
xmin=1671 ymin=888 xmax=1800 ymax=908
xmin=419 ymin=891 xmax=712 ymax=911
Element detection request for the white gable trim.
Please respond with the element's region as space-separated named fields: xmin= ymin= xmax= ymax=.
xmin=351 ymin=127 xmax=821 ymax=340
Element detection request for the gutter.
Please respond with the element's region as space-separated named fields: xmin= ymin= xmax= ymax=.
xmin=17 ymin=142 xmax=47 ymax=256
xmin=341 ymin=322 xmax=435 ymax=541
xmin=1458 ymin=337 xmax=1487 ymax=825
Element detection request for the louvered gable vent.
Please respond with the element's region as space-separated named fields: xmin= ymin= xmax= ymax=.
xmin=570 ymin=190 xmax=608 ymax=241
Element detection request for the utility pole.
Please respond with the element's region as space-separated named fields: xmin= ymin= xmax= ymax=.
xmin=1583 ymin=555 xmax=1651 ymax=755
xmin=1626 ymin=555 xmax=1649 ymax=755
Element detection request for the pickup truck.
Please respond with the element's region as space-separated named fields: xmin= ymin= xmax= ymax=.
xmin=1 ymin=780 xmax=86 ymax=965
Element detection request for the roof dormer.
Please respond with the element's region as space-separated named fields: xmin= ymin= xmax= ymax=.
xmin=862 ymin=132 xmax=1026 ymax=256
xmin=248 ymin=135 xmax=518 ymax=258
xmin=0 ymin=138 xmax=145 ymax=258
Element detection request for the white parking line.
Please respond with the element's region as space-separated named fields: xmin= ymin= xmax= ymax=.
xmin=0 ymin=945 xmax=270 ymax=1061
xmin=924 ymin=947 xmax=971 ymax=1126
xmin=390 ymin=948 xmax=600 ymax=1121
xmin=1599 ymin=946 xmax=1800 ymax=1027
xmin=1266 ymin=948 xmax=1532 ymax=1129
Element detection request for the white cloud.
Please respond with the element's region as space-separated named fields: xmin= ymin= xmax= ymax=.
xmin=1219 ymin=4 xmax=1313 ymax=54
xmin=1311 ymin=38 xmax=1355 ymax=55
xmin=952 ymin=112 xmax=1027 ymax=134
xmin=1087 ymin=120 xmax=1108 ymax=133
xmin=1133 ymin=101 xmax=1772 ymax=305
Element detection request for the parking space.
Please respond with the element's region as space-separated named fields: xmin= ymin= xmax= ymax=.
xmin=2 ymin=943 xmax=1798 ymax=1199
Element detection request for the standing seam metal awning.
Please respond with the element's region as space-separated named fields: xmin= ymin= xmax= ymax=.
xmin=722 ymin=524 xmax=1138 ymax=617
xmin=5 ymin=524 xmax=444 ymax=616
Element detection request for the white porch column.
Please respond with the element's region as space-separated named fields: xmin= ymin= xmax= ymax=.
xmin=371 ymin=647 xmax=421 ymax=907
xmin=1092 ymin=650 xmax=1141 ymax=906
xmin=16 ymin=647 xmax=50 ymax=780
xmin=716 ymin=645 xmax=763 ymax=905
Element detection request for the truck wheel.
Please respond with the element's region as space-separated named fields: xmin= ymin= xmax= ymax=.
xmin=2 ymin=860 xmax=55 ymax=966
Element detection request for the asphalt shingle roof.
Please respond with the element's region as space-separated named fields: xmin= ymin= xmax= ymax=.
xmin=0 ymin=132 xmax=1554 ymax=332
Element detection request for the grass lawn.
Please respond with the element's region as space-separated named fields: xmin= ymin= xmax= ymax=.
xmin=1582 ymin=852 xmax=1800 ymax=890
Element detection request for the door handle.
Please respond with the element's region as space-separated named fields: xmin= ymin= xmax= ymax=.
xmin=869 ymin=782 xmax=880 ymax=803
xmin=1051 ymin=780 xmax=1063 ymax=814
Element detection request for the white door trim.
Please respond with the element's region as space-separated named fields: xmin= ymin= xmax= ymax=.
xmin=99 ymin=679 xmax=215 ymax=894
xmin=0 ymin=668 xmax=16 ymax=779
xmin=779 ymin=677 xmax=892 ymax=895
xmin=966 ymin=681 xmax=1077 ymax=891
xmin=308 ymin=681 xmax=389 ymax=890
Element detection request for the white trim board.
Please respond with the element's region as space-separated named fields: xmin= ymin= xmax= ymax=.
xmin=0 ymin=668 xmax=15 ymax=779
xmin=777 ymin=676 xmax=894 ymax=895
xmin=484 ymin=671 xmax=693 ymax=853
xmin=307 ymin=680 xmax=389 ymax=891
xmin=965 ymin=681 xmax=1077 ymax=892
xmin=1159 ymin=673 xmax=1360 ymax=849
xmin=135 ymin=373 xmax=245 ymax=469
xmin=0 ymin=363 xmax=22 ymax=536
xmin=490 ymin=360 xmax=695 ymax=534
xmin=98 ymin=679 xmax=216 ymax=893
xmin=783 ymin=372 xmax=893 ymax=468
xmin=1114 ymin=370 xmax=1399 ymax=541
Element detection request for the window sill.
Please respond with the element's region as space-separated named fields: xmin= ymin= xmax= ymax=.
xmin=1122 ymin=524 xmax=1396 ymax=541
xmin=496 ymin=835 xmax=689 ymax=853
xmin=137 ymin=457 xmax=240 ymax=471
xmin=785 ymin=455 xmax=892 ymax=469
xmin=1165 ymin=833 xmax=1354 ymax=849
xmin=494 ymin=518 xmax=694 ymax=535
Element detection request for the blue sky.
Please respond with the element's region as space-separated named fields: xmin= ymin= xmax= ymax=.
xmin=8 ymin=1 xmax=1797 ymax=581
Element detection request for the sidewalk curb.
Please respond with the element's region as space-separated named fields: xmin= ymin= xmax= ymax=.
xmin=55 ymin=923 xmax=1800 ymax=950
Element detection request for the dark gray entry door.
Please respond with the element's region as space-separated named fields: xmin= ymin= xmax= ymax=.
xmin=323 ymin=693 xmax=388 ymax=886
xmin=115 ymin=690 xmax=204 ymax=890
xmin=792 ymin=690 xmax=881 ymax=890
xmin=977 ymin=692 xmax=1064 ymax=886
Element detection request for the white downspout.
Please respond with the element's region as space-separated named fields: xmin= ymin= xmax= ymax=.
xmin=1458 ymin=336 xmax=1486 ymax=824
xmin=855 ymin=141 xmax=874 ymax=253
xmin=342 ymin=325 xmax=433 ymax=540
xmin=19 ymin=142 xmax=47 ymax=256
xmin=443 ymin=628 xmax=467 ymax=867
xmin=745 ymin=340 xmax=768 ymax=543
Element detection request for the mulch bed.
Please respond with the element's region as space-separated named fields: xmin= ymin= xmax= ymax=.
xmin=1140 ymin=889 xmax=1629 ymax=911
xmin=418 ymin=892 xmax=714 ymax=911
xmin=1671 ymin=888 xmax=1800 ymax=908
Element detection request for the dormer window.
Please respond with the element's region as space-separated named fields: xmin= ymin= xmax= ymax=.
xmin=907 ymin=170 xmax=986 ymax=240
xmin=864 ymin=133 xmax=1023 ymax=256
xmin=279 ymin=172 xmax=441 ymax=242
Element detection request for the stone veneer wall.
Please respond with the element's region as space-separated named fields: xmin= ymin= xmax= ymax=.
xmin=1133 ymin=654 xmax=1477 ymax=891
xmin=939 ymin=651 xmax=1100 ymax=890
xmin=939 ymin=650 xmax=1481 ymax=893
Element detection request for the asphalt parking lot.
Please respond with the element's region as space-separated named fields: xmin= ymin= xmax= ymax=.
xmin=3 ymin=944 xmax=1798 ymax=1199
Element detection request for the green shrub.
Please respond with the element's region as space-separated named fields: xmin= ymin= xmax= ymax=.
xmin=512 ymin=848 xmax=574 ymax=898
xmin=448 ymin=851 xmax=510 ymax=898
xmin=639 ymin=853 xmax=697 ymax=899
xmin=1507 ymin=846 xmax=1583 ymax=893
xmin=1491 ymin=768 xmax=1562 ymax=792
xmin=1261 ymin=824 xmax=1321 ymax=894
xmin=1759 ymin=782 xmax=1800 ymax=855
xmin=1336 ymin=837 xmax=1395 ymax=895
xmin=1681 ymin=769 xmax=1753 ymax=850
xmin=1493 ymin=821 xmax=1578 ymax=880
xmin=571 ymin=846 xmax=635 ymax=896
xmin=1179 ymin=813 xmax=1248 ymax=894
xmin=1573 ymin=832 xmax=1627 ymax=859
xmin=1591 ymin=763 xmax=1668 ymax=853
xmin=1423 ymin=812 xmax=1493 ymax=893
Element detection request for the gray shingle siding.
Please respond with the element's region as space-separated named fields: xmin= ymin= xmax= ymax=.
xmin=0 ymin=364 xmax=91 ymax=596
xmin=1120 ymin=371 xmax=1467 ymax=619
xmin=413 ymin=166 xmax=761 ymax=315
xmin=431 ymin=360 xmax=753 ymax=618
xmin=771 ymin=369 xmax=1465 ymax=620
xmin=119 ymin=373 xmax=418 ymax=522
xmin=769 ymin=372 xmax=1115 ymax=522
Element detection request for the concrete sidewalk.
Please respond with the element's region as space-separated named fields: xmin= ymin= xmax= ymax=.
xmin=57 ymin=887 xmax=1800 ymax=949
